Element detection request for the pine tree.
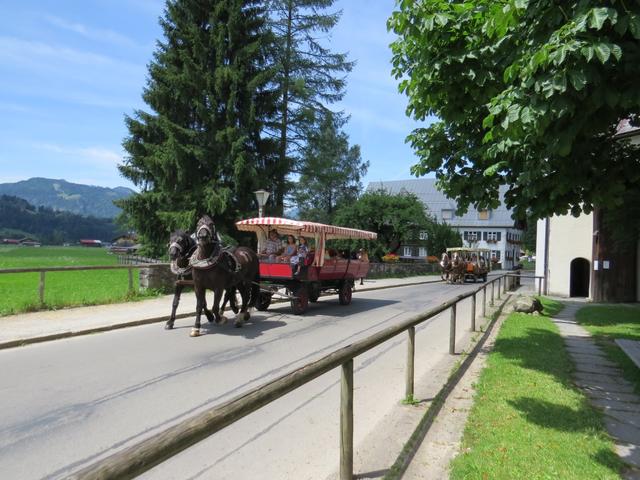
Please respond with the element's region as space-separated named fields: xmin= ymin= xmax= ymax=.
xmin=293 ymin=112 xmax=368 ymax=223
xmin=118 ymin=0 xmax=277 ymax=254
xmin=266 ymin=0 xmax=354 ymax=214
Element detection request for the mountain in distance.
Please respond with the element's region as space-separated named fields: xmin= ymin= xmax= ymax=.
xmin=0 ymin=178 xmax=134 ymax=219
xmin=0 ymin=195 xmax=123 ymax=243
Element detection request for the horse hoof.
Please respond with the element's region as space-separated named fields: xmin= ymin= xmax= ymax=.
xmin=164 ymin=323 xmax=174 ymax=330
xmin=244 ymin=311 xmax=251 ymax=321
xmin=190 ymin=328 xmax=200 ymax=337
xmin=217 ymin=315 xmax=228 ymax=325
xmin=234 ymin=320 xmax=243 ymax=328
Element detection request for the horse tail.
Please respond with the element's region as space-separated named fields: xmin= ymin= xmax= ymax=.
xmin=249 ymin=277 xmax=260 ymax=308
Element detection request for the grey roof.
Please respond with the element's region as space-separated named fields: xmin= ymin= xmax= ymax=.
xmin=366 ymin=178 xmax=517 ymax=228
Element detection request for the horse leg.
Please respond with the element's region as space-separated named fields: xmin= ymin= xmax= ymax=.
xmin=213 ymin=287 xmax=226 ymax=325
xmin=202 ymin=295 xmax=215 ymax=323
xmin=165 ymin=282 xmax=183 ymax=330
xmin=191 ymin=287 xmax=205 ymax=337
xmin=235 ymin=283 xmax=251 ymax=328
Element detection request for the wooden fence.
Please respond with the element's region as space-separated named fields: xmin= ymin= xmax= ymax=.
xmin=0 ymin=263 xmax=169 ymax=305
xmin=67 ymin=272 xmax=544 ymax=480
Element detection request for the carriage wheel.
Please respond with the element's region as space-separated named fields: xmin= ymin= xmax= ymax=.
xmin=308 ymin=282 xmax=320 ymax=302
xmin=291 ymin=284 xmax=309 ymax=315
xmin=338 ymin=282 xmax=352 ymax=306
xmin=256 ymin=292 xmax=272 ymax=311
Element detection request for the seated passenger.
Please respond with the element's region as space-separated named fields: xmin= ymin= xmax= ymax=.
xmin=260 ymin=229 xmax=283 ymax=261
xmin=278 ymin=235 xmax=297 ymax=262
xmin=291 ymin=235 xmax=309 ymax=275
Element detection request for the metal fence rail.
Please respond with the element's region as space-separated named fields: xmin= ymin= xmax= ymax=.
xmin=69 ymin=272 xmax=545 ymax=480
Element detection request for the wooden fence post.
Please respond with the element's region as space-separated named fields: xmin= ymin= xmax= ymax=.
xmin=128 ymin=267 xmax=134 ymax=293
xmin=538 ymin=277 xmax=542 ymax=296
xmin=497 ymin=278 xmax=501 ymax=300
xmin=482 ymin=286 xmax=487 ymax=318
xmin=39 ymin=271 xmax=45 ymax=305
xmin=491 ymin=281 xmax=495 ymax=306
xmin=449 ymin=304 xmax=457 ymax=355
xmin=471 ymin=293 xmax=476 ymax=332
xmin=340 ymin=360 xmax=354 ymax=480
xmin=406 ymin=327 xmax=415 ymax=399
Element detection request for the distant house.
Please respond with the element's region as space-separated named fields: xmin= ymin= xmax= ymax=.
xmin=2 ymin=238 xmax=21 ymax=245
xmin=19 ymin=237 xmax=41 ymax=247
xmin=367 ymin=179 xmax=523 ymax=268
xmin=109 ymin=234 xmax=139 ymax=254
xmin=79 ymin=239 xmax=103 ymax=247
xmin=535 ymin=121 xmax=640 ymax=301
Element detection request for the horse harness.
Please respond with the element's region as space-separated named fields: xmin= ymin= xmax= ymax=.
xmin=189 ymin=243 xmax=243 ymax=274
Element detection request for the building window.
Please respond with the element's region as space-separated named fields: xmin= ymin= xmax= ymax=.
xmin=487 ymin=232 xmax=498 ymax=242
xmin=478 ymin=210 xmax=490 ymax=220
xmin=464 ymin=231 xmax=481 ymax=242
xmin=441 ymin=209 xmax=453 ymax=220
xmin=419 ymin=231 xmax=428 ymax=240
xmin=403 ymin=246 xmax=412 ymax=257
xmin=491 ymin=250 xmax=501 ymax=260
xmin=419 ymin=247 xmax=427 ymax=257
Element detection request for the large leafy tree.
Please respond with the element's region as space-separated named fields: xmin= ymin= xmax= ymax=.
xmin=266 ymin=0 xmax=354 ymax=214
xmin=293 ymin=111 xmax=369 ymax=223
xmin=333 ymin=189 xmax=455 ymax=260
xmin=389 ymin=0 xmax=640 ymax=223
xmin=118 ymin=0 xmax=277 ymax=255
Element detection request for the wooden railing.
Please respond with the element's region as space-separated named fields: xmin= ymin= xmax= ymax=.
xmin=0 ymin=264 xmax=169 ymax=305
xmin=68 ymin=272 xmax=545 ymax=480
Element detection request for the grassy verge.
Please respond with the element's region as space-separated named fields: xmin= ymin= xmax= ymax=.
xmin=575 ymin=304 xmax=640 ymax=394
xmin=449 ymin=297 xmax=623 ymax=479
xmin=0 ymin=246 xmax=161 ymax=316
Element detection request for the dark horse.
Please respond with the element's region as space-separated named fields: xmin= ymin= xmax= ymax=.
xmin=190 ymin=215 xmax=260 ymax=336
xmin=166 ymin=230 xmax=240 ymax=330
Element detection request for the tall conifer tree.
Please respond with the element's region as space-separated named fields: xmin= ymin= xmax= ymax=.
xmin=118 ymin=0 xmax=276 ymax=254
xmin=293 ymin=111 xmax=368 ymax=224
xmin=266 ymin=0 xmax=354 ymax=214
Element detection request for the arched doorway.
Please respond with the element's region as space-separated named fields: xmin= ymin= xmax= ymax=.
xmin=570 ymin=258 xmax=590 ymax=297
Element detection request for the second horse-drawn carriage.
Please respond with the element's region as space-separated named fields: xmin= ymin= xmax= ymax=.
xmin=235 ymin=217 xmax=377 ymax=314
xmin=440 ymin=247 xmax=491 ymax=284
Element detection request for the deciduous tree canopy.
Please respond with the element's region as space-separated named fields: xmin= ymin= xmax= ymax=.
xmin=389 ymin=0 xmax=640 ymax=223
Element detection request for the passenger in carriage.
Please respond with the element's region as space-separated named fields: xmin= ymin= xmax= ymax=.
xmin=259 ymin=229 xmax=283 ymax=261
xmin=278 ymin=235 xmax=297 ymax=262
xmin=291 ymin=235 xmax=309 ymax=276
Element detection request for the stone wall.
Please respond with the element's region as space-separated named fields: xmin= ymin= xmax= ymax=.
xmin=367 ymin=262 xmax=439 ymax=278
xmin=139 ymin=264 xmax=176 ymax=293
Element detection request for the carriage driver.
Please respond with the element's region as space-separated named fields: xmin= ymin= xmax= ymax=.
xmin=260 ymin=229 xmax=283 ymax=261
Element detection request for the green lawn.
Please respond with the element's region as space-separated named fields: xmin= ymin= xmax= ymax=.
xmin=450 ymin=298 xmax=623 ymax=479
xmin=575 ymin=304 xmax=640 ymax=394
xmin=0 ymin=246 xmax=159 ymax=316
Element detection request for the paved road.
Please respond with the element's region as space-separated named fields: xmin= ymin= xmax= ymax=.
xmin=0 ymin=281 xmax=487 ymax=479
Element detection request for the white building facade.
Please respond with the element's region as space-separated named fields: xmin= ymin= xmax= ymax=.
xmin=367 ymin=179 xmax=523 ymax=269
xmin=535 ymin=122 xmax=640 ymax=300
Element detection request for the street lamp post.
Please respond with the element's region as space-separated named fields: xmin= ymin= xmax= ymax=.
xmin=254 ymin=189 xmax=270 ymax=218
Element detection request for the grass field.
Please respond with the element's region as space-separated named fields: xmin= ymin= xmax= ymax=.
xmin=0 ymin=246 xmax=160 ymax=316
xmin=449 ymin=298 xmax=623 ymax=479
xmin=575 ymin=304 xmax=640 ymax=394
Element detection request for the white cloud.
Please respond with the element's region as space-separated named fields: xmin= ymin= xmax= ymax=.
xmin=44 ymin=15 xmax=143 ymax=49
xmin=0 ymin=36 xmax=143 ymax=76
xmin=34 ymin=143 xmax=123 ymax=168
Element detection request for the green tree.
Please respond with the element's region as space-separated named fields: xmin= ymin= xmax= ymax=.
xmin=390 ymin=0 xmax=640 ymax=301
xmin=293 ymin=112 xmax=368 ymax=223
xmin=334 ymin=189 xmax=438 ymax=260
xmin=118 ymin=0 xmax=277 ymax=255
xmin=267 ymin=0 xmax=354 ymax=214
xmin=389 ymin=0 xmax=640 ymax=222
xmin=423 ymin=220 xmax=463 ymax=257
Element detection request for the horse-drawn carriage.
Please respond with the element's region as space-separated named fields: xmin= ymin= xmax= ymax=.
xmin=440 ymin=247 xmax=491 ymax=284
xmin=235 ymin=217 xmax=377 ymax=314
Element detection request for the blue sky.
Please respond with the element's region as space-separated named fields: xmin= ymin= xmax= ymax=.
xmin=0 ymin=0 xmax=430 ymax=190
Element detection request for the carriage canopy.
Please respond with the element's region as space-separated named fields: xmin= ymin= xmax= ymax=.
xmin=235 ymin=217 xmax=377 ymax=266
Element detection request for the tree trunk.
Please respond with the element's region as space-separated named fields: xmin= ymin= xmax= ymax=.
xmin=591 ymin=207 xmax=637 ymax=302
